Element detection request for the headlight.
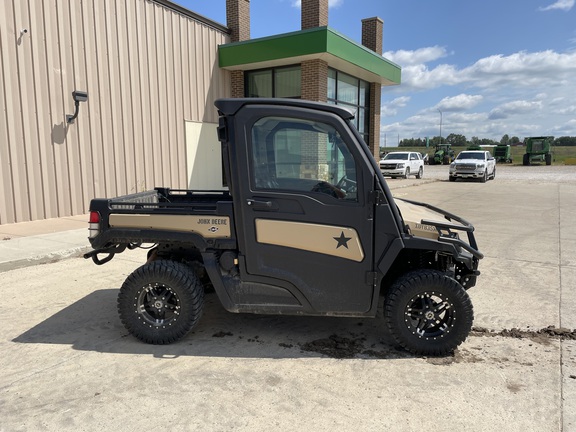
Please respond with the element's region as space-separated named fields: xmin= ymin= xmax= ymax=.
xmin=477 ymin=164 xmax=485 ymax=169
xmin=397 ymin=163 xmax=405 ymax=168
xmin=450 ymin=162 xmax=455 ymax=168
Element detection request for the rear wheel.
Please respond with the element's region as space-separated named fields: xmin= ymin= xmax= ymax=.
xmin=523 ymin=154 xmax=530 ymax=166
xmin=384 ymin=270 xmax=473 ymax=356
xmin=118 ymin=260 xmax=204 ymax=344
xmin=545 ymin=154 xmax=552 ymax=165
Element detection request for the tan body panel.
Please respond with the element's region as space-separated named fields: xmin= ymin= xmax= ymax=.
xmin=395 ymin=199 xmax=464 ymax=240
xmin=109 ymin=214 xmax=231 ymax=238
xmin=255 ymin=219 xmax=364 ymax=262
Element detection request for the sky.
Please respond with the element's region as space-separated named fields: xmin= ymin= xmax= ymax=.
xmin=179 ymin=0 xmax=576 ymax=145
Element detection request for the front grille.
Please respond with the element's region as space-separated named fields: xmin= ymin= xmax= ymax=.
xmin=380 ymin=163 xmax=397 ymax=170
xmin=458 ymin=164 xmax=477 ymax=171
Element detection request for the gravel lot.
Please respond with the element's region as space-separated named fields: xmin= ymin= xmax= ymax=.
xmin=399 ymin=164 xmax=576 ymax=184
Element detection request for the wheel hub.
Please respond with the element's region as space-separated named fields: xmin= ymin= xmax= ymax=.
xmin=404 ymin=292 xmax=455 ymax=340
xmin=137 ymin=283 xmax=180 ymax=327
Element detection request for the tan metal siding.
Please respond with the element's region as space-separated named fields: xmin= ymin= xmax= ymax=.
xmin=0 ymin=0 xmax=230 ymax=225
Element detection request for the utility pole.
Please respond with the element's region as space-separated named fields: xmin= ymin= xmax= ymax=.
xmin=437 ymin=109 xmax=443 ymax=144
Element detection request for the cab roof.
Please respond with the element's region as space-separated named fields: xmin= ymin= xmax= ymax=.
xmin=215 ymin=98 xmax=355 ymax=121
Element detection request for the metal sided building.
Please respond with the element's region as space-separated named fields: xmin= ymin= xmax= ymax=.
xmin=0 ymin=0 xmax=400 ymax=225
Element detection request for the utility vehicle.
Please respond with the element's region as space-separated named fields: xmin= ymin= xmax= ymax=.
xmin=85 ymin=98 xmax=483 ymax=356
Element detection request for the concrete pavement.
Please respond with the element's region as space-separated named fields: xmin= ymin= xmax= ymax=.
xmin=0 ymin=214 xmax=90 ymax=273
xmin=1 ymin=166 xmax=576 ymax=431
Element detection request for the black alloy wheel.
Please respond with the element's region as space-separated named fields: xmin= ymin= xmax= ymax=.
xmin=118 ymin=260 xmax=204 ymax=344
xmin=384 ymin=269 xmax=473 ymax=356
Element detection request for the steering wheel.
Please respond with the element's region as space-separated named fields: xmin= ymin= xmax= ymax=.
xmin=311 ymin=181 xmax=346 ymax=199
xmin=336 ymin=175 xmax=357 ymax=194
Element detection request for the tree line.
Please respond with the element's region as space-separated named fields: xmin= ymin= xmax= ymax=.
xmin=398 ymin=134 xmax=576 ymax=147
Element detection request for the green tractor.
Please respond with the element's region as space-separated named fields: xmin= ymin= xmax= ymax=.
xmin=430 ymin=143 xmax=455 ymax=165
xmin=494 ymin=144 xmax=512 ymax=163
xmin=523 ymin=136 xmax=554 ymax=166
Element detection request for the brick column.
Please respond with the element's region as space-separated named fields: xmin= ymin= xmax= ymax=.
xmin=226 ymin=0 xmax=250 ymax=97
xmin=362 ymin=17 xmax=383 ymax=158
xmin=361 ymin=17 xmax=383 ymax=54
xmin=231 ymin=70 xmax=245 ymax=98
xmin=369 ymin=85 xmax=382 ymax=159
xmin=226 ymin=0 xmax=250 ymax=42
xmin=301 ymin=0 xmax=328 ymax=29
xmin=301 ymin=59 xmax=328 ymax=102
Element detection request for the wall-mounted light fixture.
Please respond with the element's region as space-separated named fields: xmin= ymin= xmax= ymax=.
xmin=66 ymin=90 xmax=88 ymax=124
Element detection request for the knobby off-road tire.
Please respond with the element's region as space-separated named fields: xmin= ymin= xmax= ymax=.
xmin=118 ymin=260 xmax=204 ymax=344
xmin=384 ymin=270 xmax=473 ymax=356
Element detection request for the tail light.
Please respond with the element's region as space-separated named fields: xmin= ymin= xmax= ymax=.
xmin=88 ymin=211 xmax=100 ymax=239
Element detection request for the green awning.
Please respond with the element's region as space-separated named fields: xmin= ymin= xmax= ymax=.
xmin=219 ymin=27 xmax=401 ymax=86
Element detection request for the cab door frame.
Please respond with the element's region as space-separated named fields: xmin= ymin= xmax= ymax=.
xmin=227 ymin=103 xmax=379 ymax=315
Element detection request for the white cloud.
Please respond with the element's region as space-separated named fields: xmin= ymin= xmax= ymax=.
xmin=383 ymin=46 xmax=449 ymax=67
xmin=461 ymin=50 xmax=576 ymax=89
xmin=488 ymin=100 xmax=542 ymax=120
xmin=437 ymin=94 xmax=483 ymax=111
xmin=380 ymin=47 xmax=576 ymax=141
xmin=384 ymin=49 xmax=576 ymax=93
xmin=539 ymin=0 xmax=574 ymax=11
xmin=381 ymin=96 xmax=410 ymax=116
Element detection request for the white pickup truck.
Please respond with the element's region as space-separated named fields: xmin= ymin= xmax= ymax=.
xmin=449 ymin=150 xmax=496 ymax=182
xmin=379 ymin=151 xmax=424 ymax=179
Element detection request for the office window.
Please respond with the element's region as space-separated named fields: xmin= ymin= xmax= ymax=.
xmin=246 ymin=66 xmax=301 ymax=98
xmin=327 ymin=68 xmax=370 ymax=145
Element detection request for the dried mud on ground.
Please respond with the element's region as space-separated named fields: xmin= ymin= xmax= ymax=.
xmin=209 ymin=322 xmax=576 ymax=361
xmin=472 ymin=326 xmax=576 ymax=345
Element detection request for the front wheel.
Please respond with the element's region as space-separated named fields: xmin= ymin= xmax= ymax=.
xmin=480 ymin=170 xmax=487 ymax=183
xmin=416 ymin=166 xmax=423 ymax=179
xmin=118 ymin=260 xmax=205 ymax=344
xmin=403 ymin=168 xmax=410 ymax=179
xmin=384 ymin=270 xmax=473 ymax=356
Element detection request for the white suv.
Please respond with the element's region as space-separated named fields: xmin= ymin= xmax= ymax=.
xmin=449 ymin=151 xmax=496 ymax=182
xmin=379 ymin=152 xmax=424 ymax=179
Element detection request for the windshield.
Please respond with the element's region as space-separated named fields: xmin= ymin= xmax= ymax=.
xmin=456 ymin=152 xmax=485 ymax=160
xmin=384 ymin=153 xmax=409 ymax=160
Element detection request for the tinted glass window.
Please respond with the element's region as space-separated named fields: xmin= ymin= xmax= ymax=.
xmin=251 ymin=117 xmax=358 ymax=201
xmin=246 ymin=66 xmax=301 ymax=99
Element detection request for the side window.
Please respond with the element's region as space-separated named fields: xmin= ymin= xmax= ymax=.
xmin=250 ymin=116 xmax=358 ymax=201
